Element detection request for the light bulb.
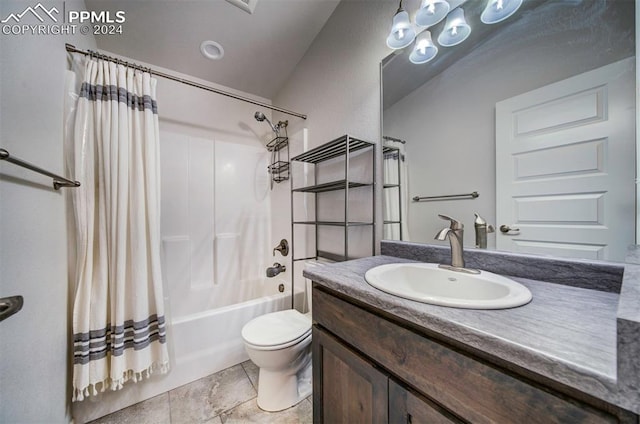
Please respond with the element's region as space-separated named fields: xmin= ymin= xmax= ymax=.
xmin=410 ymin=31 xmax=438 ymax=64
xmin=481 ymin=0 xmax=523 ymax=24
xmin=386 ymin=8 xmax=416 ymax=49
xmin=415 ymin=0 xmax=450 ymax=27
xmin=437 ymin=8 xmax=471 ymax=47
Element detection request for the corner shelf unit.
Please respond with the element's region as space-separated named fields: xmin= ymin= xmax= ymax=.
xmin=382 ymin=145 xmax=403 ymax=239
xmin=291 ymin=135 xmax=375 ymax=264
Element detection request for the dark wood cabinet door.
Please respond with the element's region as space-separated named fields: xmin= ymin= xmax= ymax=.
xmin=313 ymin=326 xmax=388 ymax=424
xmin=389 ymin=380 xmax=462 ymax=424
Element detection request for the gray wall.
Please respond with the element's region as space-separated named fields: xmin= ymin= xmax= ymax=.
xmin=273 ymin=0 xmax=399 ymax=254
xmin=0 ymin=1 xmax=96 ymax=422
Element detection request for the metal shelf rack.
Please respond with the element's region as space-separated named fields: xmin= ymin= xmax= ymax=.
xmin=382 ymin=145 xmax=403 ymax=240
xmin=290 ymin=134 xmax=375 ymax=264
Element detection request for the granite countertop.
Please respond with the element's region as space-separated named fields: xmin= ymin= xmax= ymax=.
xmin=304 ymin=251 xmax=640 ymax=414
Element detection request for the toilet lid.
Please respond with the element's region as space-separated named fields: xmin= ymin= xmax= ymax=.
xmin=242 ymin=310 xmax=311 ymax=347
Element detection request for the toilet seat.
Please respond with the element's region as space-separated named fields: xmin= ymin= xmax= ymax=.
xmin=242 ymin=309 xmax=311 ymax=351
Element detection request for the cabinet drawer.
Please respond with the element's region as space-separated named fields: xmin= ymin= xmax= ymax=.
xmin=389 ymin=379 xmax=461 ymax=424
xmin=313 ymin=287 xmax=618 ymax=424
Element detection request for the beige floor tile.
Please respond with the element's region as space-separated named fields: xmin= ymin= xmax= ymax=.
xmin=169 ymin=364 xmax=257 ymax=423
xmin=219 ymin=397 xmax=312 ymax=424
xmin=241 ymin=360 xmax=259 ymax=390
xmin=85 ymin=362 xmax=314 ymax=424
xmin=88 ymin=393 xmax=170 ymax=424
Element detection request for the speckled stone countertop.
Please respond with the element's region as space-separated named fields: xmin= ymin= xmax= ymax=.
xmin=304 ymin=245 xmax=640 ymax=414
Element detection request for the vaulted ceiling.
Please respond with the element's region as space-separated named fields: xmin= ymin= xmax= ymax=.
xmin=85 ymin=0 xmax=341 ymax=99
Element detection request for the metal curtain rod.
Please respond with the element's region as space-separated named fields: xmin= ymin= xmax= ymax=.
xmin=0 ymin=148 xmax=81 ymax=190
xmin=383 ymin=135 xmax=407 ymax=144
xmin=413 ymin=191 xmax=479 ymax=202
xmin=65 ymin=44 xmax=307 ymax=120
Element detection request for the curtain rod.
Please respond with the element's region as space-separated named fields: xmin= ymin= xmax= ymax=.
xmin=65 ymin=44 xmax=307 ymax=120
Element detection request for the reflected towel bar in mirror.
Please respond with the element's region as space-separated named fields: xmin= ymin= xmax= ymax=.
xmin=413 ymin=191 xmax=479 ymax=202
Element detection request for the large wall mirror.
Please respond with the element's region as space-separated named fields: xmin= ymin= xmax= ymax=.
xmin=382 ymin=0 xmax=636 ymax=262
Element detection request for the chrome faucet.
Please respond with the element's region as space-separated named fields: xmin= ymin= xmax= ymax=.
xmin=434 ymin=214 xmax=479 ymax=274
xmin=434 ymin=214 xmax=465 ymax=268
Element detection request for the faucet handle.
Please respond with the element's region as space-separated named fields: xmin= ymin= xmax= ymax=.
xmin=272 ymin=239 xmax=289 ymax=257
xmin=438 ymin=214 xmax=464 ymax=230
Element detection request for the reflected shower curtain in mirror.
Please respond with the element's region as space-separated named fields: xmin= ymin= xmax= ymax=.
xmin=383 ymin=142 xmax=409 ymax=241
xmin=66 ymin=56 xmax=169 ymax=401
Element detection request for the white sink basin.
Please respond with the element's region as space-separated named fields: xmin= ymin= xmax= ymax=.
xmin=364 ymin=263 xmax=532 ymax=309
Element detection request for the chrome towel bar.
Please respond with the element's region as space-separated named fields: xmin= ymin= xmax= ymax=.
xmin=413 ymin=191 xmax=479 ymax=202
xmin=0 ymin=148 xmax=80 ymax=190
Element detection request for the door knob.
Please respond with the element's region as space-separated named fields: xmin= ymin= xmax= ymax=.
xmin=499 ymin=225 xmax=520 ymax=235
xmin=0 ymin=295 xmax=23 ymax=322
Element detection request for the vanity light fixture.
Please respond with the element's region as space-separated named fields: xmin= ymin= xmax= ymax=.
xmin=481 ymin=0 xmax=523 ymax=24
xmin=409 ymin=31 xmax=438 ymax=64
xmin=386 ymin=0 xmax=416 ymax=50
xmin=387 ymin=0 xmax=523 ymax=65
xmin=437 ymin=8 xmax=471 ymax=47
xmin=415 ymin=0 xmax=450 ymax=28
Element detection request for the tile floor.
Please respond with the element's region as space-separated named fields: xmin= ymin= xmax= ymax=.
xmin=89 ymin=361 xmax=313 ymax=424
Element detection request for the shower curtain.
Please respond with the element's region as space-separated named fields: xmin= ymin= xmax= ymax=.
xmin=66 ymin=56 xmax=169 ymax=401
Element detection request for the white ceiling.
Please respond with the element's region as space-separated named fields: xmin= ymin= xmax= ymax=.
xmin=84 ymin=0 xmax=341 ymax=99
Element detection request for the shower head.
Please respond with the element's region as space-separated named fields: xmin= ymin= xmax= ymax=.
xmin=254 ymin=111 xmax=278 ymax=133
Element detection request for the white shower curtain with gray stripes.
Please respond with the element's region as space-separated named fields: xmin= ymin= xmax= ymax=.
xmin=66 ymin=56 xmax=169 ymax=401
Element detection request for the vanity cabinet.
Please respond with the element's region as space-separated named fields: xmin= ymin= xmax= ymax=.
xmin=313 ymin=327 xmax=388 ymax=423
xmin=312 ymin=285 xmax=637 ymax=424
xmin=389 ymin=381 xmax=461 ymax=424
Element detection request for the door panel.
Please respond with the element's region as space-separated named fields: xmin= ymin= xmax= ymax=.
xmin=496 ymin=58 xmax=635 ymax=261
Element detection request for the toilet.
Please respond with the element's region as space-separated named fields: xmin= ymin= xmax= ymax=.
xmin=241 ymin=280 xmax=313 ymax=412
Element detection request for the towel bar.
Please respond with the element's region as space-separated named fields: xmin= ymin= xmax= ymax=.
xmin=413 ymin=191 xmax=479 ymax=202
xmin=0 ymin=148 xmax=80 ymax=190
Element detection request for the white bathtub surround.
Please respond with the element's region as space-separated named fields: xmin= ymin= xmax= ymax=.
xmin=66 ymin=56 xmax=169 ymax=401
xmin=160 ymin=134 xmax=273 ymax=316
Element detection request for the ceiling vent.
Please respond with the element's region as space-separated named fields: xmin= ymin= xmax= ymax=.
xmin=225 ymin=0 xmax=258 ymax=14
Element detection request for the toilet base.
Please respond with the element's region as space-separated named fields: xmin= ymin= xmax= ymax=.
xmin=256 ymin=360 xmax=312 ymax=412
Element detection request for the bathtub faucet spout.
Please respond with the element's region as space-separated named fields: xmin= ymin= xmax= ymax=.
xmin=266 ymin=263 xmax=286 ymax=278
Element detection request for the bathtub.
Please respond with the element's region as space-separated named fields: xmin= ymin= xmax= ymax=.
xmin=169 ymin=278 xmax=304 ymax=388
xmin=73 ymin=278 xmax=304 ymax=423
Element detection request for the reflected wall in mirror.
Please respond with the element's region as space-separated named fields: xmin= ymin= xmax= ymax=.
xmin=382 ymin=0 xmax=636 ymax=262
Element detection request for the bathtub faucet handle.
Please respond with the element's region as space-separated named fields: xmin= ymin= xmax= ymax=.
xmin=266 ymin=263 xmax=286 ymax=278
xmin=272 ymin=239 xmax=289 ymax=257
